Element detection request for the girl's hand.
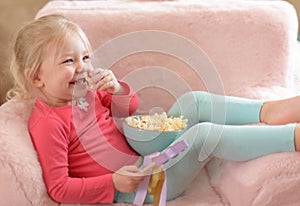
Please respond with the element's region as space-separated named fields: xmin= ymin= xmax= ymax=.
xmin=89 ymin=68 xmax=123 ymax=94
xmin=112 ymin=165 xmax=145 ymax=193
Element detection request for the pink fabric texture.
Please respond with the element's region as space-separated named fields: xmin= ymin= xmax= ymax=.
xmin=0 ymin=0 xmax=299 ymax=205
xmin=207 ymin=153 xmax=300 ymax=205
xmin=36 ymin=0 xmax=298 ymax=114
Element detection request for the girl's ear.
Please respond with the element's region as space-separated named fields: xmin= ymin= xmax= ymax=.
xmin=24 ymin=68 xmax=44 ymax=88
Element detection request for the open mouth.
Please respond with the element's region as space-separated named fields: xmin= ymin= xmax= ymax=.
xmin=70 ymin=77 xmax=87 ymax=86
xmin=70 ymin=76 xmax=89 ymax=98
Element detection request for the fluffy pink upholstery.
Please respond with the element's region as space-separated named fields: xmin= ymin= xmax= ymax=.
xmin=1 ymin=0 xmax=299 ymax=205
xmin=36 ymin=0 xmax=298 ymax=113
xmin=207 ymin=153 xmax=300 ymax=206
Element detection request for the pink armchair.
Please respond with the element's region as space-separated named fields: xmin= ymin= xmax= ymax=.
xmin=1 ymin=1 xmax=299 ymax=205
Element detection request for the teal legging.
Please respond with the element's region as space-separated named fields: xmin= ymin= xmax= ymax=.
xmin=115 ymin=91 xmax=296 ymax=203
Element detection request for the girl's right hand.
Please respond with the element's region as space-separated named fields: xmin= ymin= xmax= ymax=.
xmin=112 ymin=165 xmax=145 ymax=193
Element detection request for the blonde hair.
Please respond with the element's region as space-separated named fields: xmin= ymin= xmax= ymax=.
xmin=6 ymin=14 xmax=92 ymax=100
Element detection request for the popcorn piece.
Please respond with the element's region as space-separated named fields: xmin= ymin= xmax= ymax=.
xmin=125 ymin=112 xmax=188 ymax=132
xmin=85 ymin=76 xmax=91 ymax=83
xmin=85 ymin=76 xmax=96 ymax=89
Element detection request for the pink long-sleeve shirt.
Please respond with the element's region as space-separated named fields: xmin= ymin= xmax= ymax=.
xmin=29 ymin=86 xmax=139 ymax=204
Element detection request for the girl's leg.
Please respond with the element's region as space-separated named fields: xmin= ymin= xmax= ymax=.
xmin=164 ymin=122 xmax=296 ymax=200
xmin=168 ymin=91 xmax=263 ymax=126
xmin=115 ymin=122 xmax=297 ymax=203
xmin=113 ymin=191 xmax=153 ymax=204
xmin=261 ymin=96 xmax=300 ymax=125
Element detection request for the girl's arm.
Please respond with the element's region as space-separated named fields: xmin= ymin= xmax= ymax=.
xmin=96 ymin=81 xmax=139 ymax=117
xmin=30 ymin=117 xmax=115 ymax=204
xmin=91 ymin=69 xmax=139 ymax=117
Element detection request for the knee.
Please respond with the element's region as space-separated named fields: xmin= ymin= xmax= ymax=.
xmin=187 ymin=122 xmax=219 ymax=142
xmin=174 ymin=91 xmax=209 ymax=102
xmin=188 ymin=122 xmax=221 ymax=161
xmin=169 ymin=91 xmax=208 ymax=115
xmin=180 ymin=91 xmax=209 ymax=99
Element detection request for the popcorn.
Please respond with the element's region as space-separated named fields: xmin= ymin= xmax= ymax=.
xmin=85 ymin=76 xmax=96 ymax=89
xmin=125 ymin=112 xmax=188 ymax=132
xmin=85 ymin=76 xmax=91 ymax=82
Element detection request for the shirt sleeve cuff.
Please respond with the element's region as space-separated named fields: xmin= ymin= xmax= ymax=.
xmin=117 ymin=81 xmax=135 ymax=96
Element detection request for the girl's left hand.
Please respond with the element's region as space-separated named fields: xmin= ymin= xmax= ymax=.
xmin=89 ymin=68 xmax=122 ymax=94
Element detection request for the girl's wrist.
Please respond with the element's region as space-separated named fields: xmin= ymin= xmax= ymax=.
xmin=114 ymin=82 xmax=130 ymax=95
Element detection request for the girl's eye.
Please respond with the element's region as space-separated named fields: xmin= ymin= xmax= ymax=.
xmin=62 ymin=59 xmax=73 ymax=64
xmin=83 ymin=55 xmax=90 ymax=61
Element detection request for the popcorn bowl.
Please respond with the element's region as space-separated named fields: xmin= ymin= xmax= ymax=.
xmin=123 ymin=115 xmax=187 ymax=156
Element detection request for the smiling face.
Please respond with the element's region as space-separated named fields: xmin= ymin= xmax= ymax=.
xmin=33 ymin=35 xmax=93 ymax=107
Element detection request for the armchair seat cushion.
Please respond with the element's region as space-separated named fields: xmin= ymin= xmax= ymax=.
xmin=207 ymin=153 xmax=300 ymax=206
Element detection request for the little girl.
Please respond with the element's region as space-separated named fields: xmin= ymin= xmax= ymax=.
xmin=7 ymin=14 xmax=300 ymax=204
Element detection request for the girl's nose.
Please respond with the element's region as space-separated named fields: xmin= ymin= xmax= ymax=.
xmin=76 ymin=62 xmax=88 ymax=73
